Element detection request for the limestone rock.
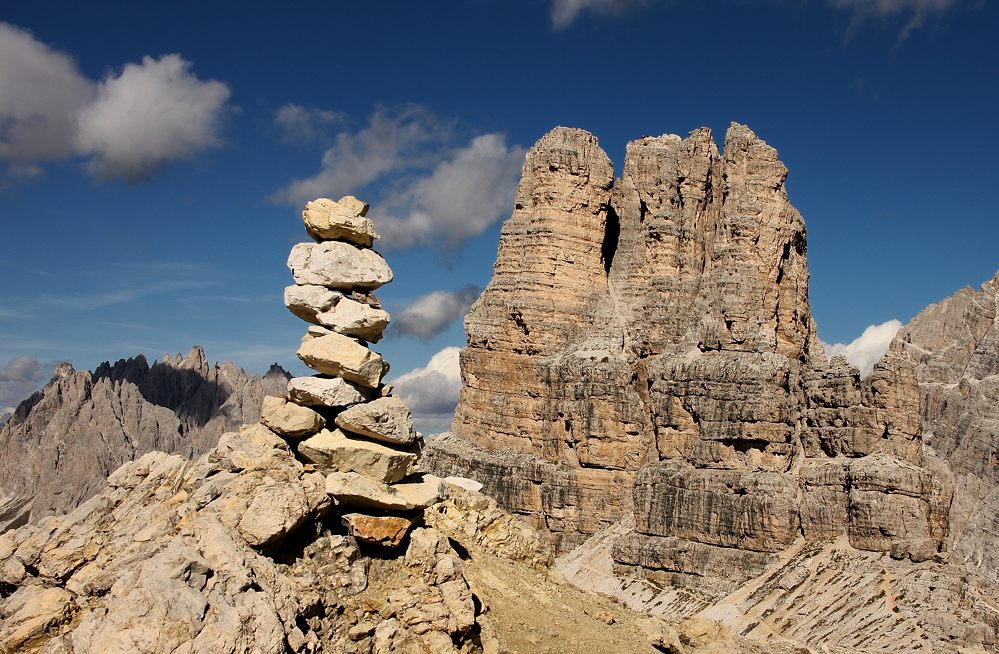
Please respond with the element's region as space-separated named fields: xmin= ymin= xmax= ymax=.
xmin=316 ymin=295 xmax=390 ymax=342
xmin=298 ymin=429 xmax=416 ymax=483
xmin=287 ymin=241 xmax=392 ymax=290
xmin=287 ymin=375 xmax=372 ymax=409
xmin=335 ymin=396 xmax=417 ymax=445
xmin=297 ymin=331 xmax=388 ymax=388
xmin=259 ymin=395 xmax=324 ymax=438
xmin=424 ymin=124 xmax=953 ymax=597
xmin=284 ymin=283 xmax=340 ymax=323
xmin=301 ymin=196 xmax=378 ymax=246
xmin=341 ymin=513 xmax=414 ymax=547
xmin=326 ymin=472 xmax=447 ymax=511
xmin=0 ymin=346 xmax=290 ymax=528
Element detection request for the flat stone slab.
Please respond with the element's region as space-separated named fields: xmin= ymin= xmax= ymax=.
xmin=302 ymin=196 xmax=378 ymax=247
xmin=288 ymin=375 xmax=372 ymax=409
xmin=326 ymin=473 xmax=448 ymax=511
xmin=259 ymin=395 xmax=325 ymax=439
xmin=335 ymin=396 xmax=416 ymax=446
xmin=297 ymin=332 xmax=387 ymax=388
xmin=299 ymin=429 xmax=416 ymax=483
xmin=284 ymin=284 xmax=340 ymax=323
xmin=341 ymin=513 xmax=414 ymax=547
xmin=316 ymin=295 xmax=389 ymax=343
xmin=288 ymin=242 xmax=392 ymax=291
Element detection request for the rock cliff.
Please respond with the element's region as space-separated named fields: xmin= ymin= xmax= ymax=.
xmin=0 ymin=347 xmax=289 ymax=530
xmin=425 ymin=124 xmax=999 ymax=650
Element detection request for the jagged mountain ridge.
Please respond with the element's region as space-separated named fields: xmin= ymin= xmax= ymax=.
xmin=425 ymin=123 xmax=999 ymax=651
xmin=0 ymin=346 xmax=290 ymax=530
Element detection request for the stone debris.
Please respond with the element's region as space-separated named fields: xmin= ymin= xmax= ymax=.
xmin=342 ymin=513 xmax=414 ymax=547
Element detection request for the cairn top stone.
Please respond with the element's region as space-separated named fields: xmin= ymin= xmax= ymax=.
xmin=302 ymin=196 xmax=378 ymax=246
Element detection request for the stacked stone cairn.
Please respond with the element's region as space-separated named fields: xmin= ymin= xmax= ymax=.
xmin=259 ymin=196 xmax=446 ymax=548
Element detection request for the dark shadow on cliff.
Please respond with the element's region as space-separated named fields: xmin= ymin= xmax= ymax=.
xmin=92 ymin=353 xmax=231 ymax=428
xmin=601 ymin=202 xmax=620 ymax=275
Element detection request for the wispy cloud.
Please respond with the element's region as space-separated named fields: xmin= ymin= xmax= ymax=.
xmin=821 ymin=319 xmax=902 ymax=376
xmin=829 ymin=0 xmax=965 ymax=41
xmin=275 ymin=106 xmax=523 ymax=251
xmin=274 ymin=103 xmax=346 ymax=143
xmin=391 ymin=346 xmax=462 ymax=435
xmin=37 ymin=280 xmax=213 ymax=312
xmin=550 ymin=0 xmax=654 ymax=29
xmin=0 ymin=22 xmax=232 ymax=185
xmin=392 ymin=285 xmax=479 ymax=341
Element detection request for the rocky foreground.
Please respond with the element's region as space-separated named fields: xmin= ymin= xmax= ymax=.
xmin=0 ymin=348 xmax=290 ymax=532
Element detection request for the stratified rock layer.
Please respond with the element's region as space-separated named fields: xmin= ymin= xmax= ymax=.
xmin=426 ymin=125 xmax=955 ymax=593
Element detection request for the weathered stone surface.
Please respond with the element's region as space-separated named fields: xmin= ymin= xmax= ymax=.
xmin=284 ymin=283 xmax=340 ymax=323
xmin=297 ymin=332 xmax=387 ymax=388
xmin=335 ymin=396 xmax=417 ymax=445
xmin=259 ymin=395 xmax=324 ymax=438
xmin=326 ymin=472 xmax=447 ymax=511
xmin=342 ymin=513 xmax=413 ymax=547
xmin=287 ymin=375 xmax=372 ymax=409
xmin=425 ymin=124 xmax=952 ymax=596
xmin=302 ymin=196 xmax=378 ymax=246
xmin=893 ymin=270 xmax=999 ymax=586
xmin=298 ymin=429 xmax=416 ymax=483
xmin=0 ymin=347 xmax=290 ymax=529
xmin=287 ymin=241 xmax=392 ymax=290
xmin=316 ymin=295 xmax=390 ymax=342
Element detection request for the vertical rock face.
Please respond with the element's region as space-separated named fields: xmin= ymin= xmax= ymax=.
xmin=892 ymin=272 xmax=999 ymax=586
xmin=428 ymin=123 xmax=952 ymax=589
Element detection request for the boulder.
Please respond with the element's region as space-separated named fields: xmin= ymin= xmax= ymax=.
xmin=302 ymin=196 xmax=378 ymax=246
xmin=297 ymin=332 xmax=388 ymax=388
xmin=326 ymin=472 xmax=447 ymax=511
xmin=287 ymin=241 xmax=392 ymax=290
xmin=259 ymin=395 xmax=324 ymax=438
xmin=288 ymin=375 xmax=372 ymax=409
xmin=316 ymin=295 xmax=390 ymax=342
xmin=341 ymin=513 xmax=414 ymax=547
xmin=335 ymin=396 xmax=417 ymax=445
xmin=284 ymin=284 xmax=340 ymax=323
xmin=299 ymin=429 xmax=416 ymax=483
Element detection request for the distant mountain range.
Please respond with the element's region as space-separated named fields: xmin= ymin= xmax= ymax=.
xmin=0 ymin=346 xmax=289 ymax=531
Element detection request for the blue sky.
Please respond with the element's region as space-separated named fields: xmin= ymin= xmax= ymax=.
xmin=0 ymin=0 xmax=997 ymax=428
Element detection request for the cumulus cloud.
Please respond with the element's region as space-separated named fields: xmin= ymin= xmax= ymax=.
xmin=0 ymin=407 xmax=13 ymax=427
xmin=829 ymin=0 xmax=964 ymax=40
xmin=550 ymin=0 xmax=654 ymax=29
xmin=393 ymin=285 xmax=480 ymax=341
xmin=274 ymin=103 xmax=345 ymax=143
xmin=391 ymin=347 xmax=462 ymax=435
xmin=0 ymin=23 xmax=231 ymax=184
xmin=76 ymin=54 xmax=230 ymax=182
xmin=0 ymin=355 xmax=54 ymax=411
xmin=373 ymin=134 xmax=525 ymax=249
xmin=0 ymin=23 xmax=93 ymax=167
xmin=275 ymin=106 xmax=523 ymax=250
xmin=273 ymin=106 xmax=447 ymax=206
xmin=821 ymin=319 xmax=903 ymax=376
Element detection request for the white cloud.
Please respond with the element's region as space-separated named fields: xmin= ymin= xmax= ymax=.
xmin=821 ymin=319 xmax=902 ymax=376
xmin=76 ymin=54 xmax=230 ymax=182
xmin=373 ymin=133 xmax=525 ymax=250
xmin=393 ymin=285 xmax=479 ymax=341
xmin=550 ymin=0 xmax=653 ymax=29
xmin=391 ymin=347 xmax=462 ymax=435
xmin=0 ymin=355 xmax=55 ymax=410
xmin=273 ymin=106 xmax=447 ymax=207
xmin=0 ymin=22 xmax=93 ymax=166
xmin=274 ymin=103 xmax=345 ymax=143
xmin=829 ymin=0 xmax=963 ymax=40
xmin=0 ymin=406 xmax=13 ymax=427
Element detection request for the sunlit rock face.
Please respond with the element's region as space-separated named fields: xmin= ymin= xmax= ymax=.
xmin=426 ymin=123 xmax=948 ymax=586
